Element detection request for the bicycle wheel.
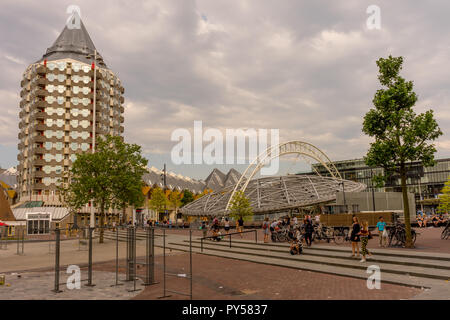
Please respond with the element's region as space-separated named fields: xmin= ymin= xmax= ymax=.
xmin=312 ymin=232 xmax=319 ymax=243
xmin=333 ymin=229 xmax=344 ymax=245
xmin=441 ymin=227 xmax=449 ymax=240
xmin=411 ymin=230 xmax=417 ymax=244
xmin=388 ymin=232 xmax=395 ymax=247
xmin=277 ymin=232 xmax=287 ymax=242
xmin=397 ymin=232 xmax=406 ymax=247
xmin=271 ymin=233 xmax=277 ymax=242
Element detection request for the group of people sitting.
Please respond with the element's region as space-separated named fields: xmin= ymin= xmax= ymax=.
xmin=200 ymin=216 xmax=245 ymax=241
xmin=262 ymin=215 xmax=319 ymax=248
xmin=416 ymin=212 xmax=448 ymax=228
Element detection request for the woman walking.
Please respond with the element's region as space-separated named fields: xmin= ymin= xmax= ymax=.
xmin=224 ymin=218 xmax=230 ymax=234
xmin=262 ymin=217 xmax=270 ymax=243
xmin=359 ymin=221 xmax=373 ymax=262
xmin=350 ymin=216 xmax=361 ymax=258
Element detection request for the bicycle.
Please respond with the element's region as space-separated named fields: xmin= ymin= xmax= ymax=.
xmin=441 ymin=221 xmax=450 ymax=240
xmin=312 ymin=225 xmax=334 ymax=243
xmin=332 ymin=227 xmax=347 ymax=245
xmin=270 ymin=226 xmax=289 ymax=242
xmin=387 ymin=222 xmax=417 ymax=247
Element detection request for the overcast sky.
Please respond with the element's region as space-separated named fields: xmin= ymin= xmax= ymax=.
xmin=1 ymin=0 xmax=449 ymax=180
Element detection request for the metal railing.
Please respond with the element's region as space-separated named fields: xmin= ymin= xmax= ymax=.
xmin=158 ymin=228 xmax=193 ymax=300
xmin=48 ymin=225 xmax=156 ymax=294
xmin=200 ymin=229 xmax=258 ymax=252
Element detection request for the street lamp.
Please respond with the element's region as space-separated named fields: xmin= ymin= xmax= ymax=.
xmin=371 ymin=169 xmax=376 ymax=212
xmin=339 ymin=181 xmax=346 ymax=213
xmin=160 ymin=164 xmax=167 ymax=221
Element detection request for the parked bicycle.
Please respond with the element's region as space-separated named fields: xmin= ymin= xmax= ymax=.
xmin=441 ymin=221 xmax=450 ymax=240
xmin=271 ymin=226 xmax=289 ymax=242
xmin=387 ymin=222 xmax=417 ymax=247
xmin=331 ymin=227 xmax=347 ymax=245
xmin=312 ymin=224 xmax=335 ymax=243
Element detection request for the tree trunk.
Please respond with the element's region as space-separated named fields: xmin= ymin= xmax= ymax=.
xmin=400 ymin=163 xmax=413 ymax=248
xmin=99 ymin=206 xmax=105 ymax=244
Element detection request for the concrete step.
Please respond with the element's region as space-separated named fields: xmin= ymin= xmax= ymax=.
xmin=186 ymin=240 xmax=450 ymax=270
xmin=102 ymin=230 xmax=163 ymax=242
xmin=168 ymin=241 xmax=450 ymax=282
xmin=227 ymin=239 xmax=450 ymax=262
xmin=162 ymin=242 xmax=447 ymax=290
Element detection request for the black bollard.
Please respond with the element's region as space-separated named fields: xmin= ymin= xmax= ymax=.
xmin=52 ymin=228 xmax=62 ymax=293
xmin=86 ymin=227 xmax=95 ymax=287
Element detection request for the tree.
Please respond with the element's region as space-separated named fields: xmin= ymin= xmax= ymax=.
xmin=362 ymin=55 xmax=442 ymax=248
xmin=149 ymin=187 xmax=168 ymax=219
xmin=168 ymin=190 xmax=182 ymax=215
xmin=60 ymin=135 xmax=148 ymax=243
xmin=228 ymin=190 xmax=253 ymax=221
xmin=438 ymin=176 xmax=450 ymax=214
xmin=180 ymin=189 xmax=194 ymax=207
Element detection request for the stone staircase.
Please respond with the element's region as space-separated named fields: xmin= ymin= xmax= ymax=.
xmin=164 ymin=237 xmax=450 ymax=294
xmin=102 ymin=229 xmax=163 ymax=242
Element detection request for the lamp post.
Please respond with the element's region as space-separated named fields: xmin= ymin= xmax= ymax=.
xmin=418 ymin=177 xmax=424 ymax=213
xmin=371 ymin=169 xmax=376 ymax=212
xmin=89 ymin=49 xmax=98 ymax=229
xmin=160 ymin=164 xmax=167 ymax=222
xmin=339 ymin=181 xmax=346 ymax=213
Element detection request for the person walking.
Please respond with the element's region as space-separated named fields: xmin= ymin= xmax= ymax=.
xmin=201 ymin=221 xmax=207 ymax=238
xmin=224 ymin=218 xmax=230 ymax=234
xmin=350 ymin=216 xmax=361 ymax=258
xmin=262 ymin=217 xmax=270 ymax=243
xmin=314 ymin=214 xmax=321 ymax=226
xmin=376 ymin=216 xmax=387 ymax=247
xmin=237 ymin=216 xmax=244 ymax=238
xmin=304 ymin=219 xmax=314 ymax=247
xmin=358 ymin=221 xmax=373 ymax=262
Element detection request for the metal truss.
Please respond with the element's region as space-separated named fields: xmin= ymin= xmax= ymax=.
xmin=181 ymin=174 xmax=366 ymax=216
xmin=224 ymin=141 xmax=342 ymax=212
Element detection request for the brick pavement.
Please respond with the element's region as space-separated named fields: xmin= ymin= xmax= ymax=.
xmin=91 ymin=252 xmax=422 ymax=300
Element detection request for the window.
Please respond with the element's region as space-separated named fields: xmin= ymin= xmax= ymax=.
xmin=27 ymin=213 xmax=51 ymax=235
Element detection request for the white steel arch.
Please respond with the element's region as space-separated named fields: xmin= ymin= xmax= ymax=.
xmin=225 ymin=141 xmax=341 ymax=211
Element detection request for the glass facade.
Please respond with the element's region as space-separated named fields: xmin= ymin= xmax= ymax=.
xmin=306 ymin=158 xmax=450 ymax=211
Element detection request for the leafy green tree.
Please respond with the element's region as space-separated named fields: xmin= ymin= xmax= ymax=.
xmin=362 ymin=55 xmax=442 ymax=248
xmin=438 ymin=176 xmax=450 ymax=214
xmin=228 ymin=190 xmax=253 ymax=221
xmin=149 ymin=187 xmax=168 ymax=219
xmin=60 ymin=135 xmax=148 ymax=243
xmin=180 ymin=189 xmax=194 ymax=206
xmin=168 ymin=190 xmax=182 ymax=214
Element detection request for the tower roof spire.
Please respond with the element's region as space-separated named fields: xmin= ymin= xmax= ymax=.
xmin=38 ymin=18 xmax=107 ymax=68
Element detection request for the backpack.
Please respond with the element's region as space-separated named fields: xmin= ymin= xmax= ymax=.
xmin=262 ymin=222 xmax=268 ymax=229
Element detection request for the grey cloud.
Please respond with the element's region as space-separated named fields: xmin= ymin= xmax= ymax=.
xmin=0 ymin=0 xmax=449 ymax=177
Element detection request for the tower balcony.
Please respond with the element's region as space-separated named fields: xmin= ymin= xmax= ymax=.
xmin=31 ymin=171 xmax=45 ymax=178
xmin=32 ymin=159 xmax=46 ymax=166
xmin=36 ymin=65 xmax=46 ymax=75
